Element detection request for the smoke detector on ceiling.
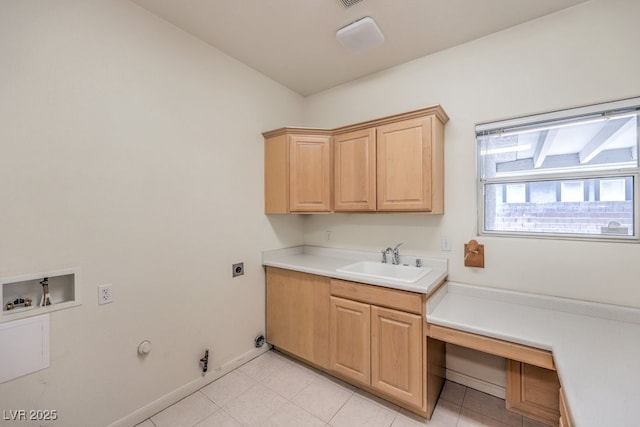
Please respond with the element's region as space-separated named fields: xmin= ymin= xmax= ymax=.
xmin=336 ymin=16 xmax=385 ymax=54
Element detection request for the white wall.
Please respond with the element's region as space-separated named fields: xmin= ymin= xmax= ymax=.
xmin=0 ymin=1 xmax=304 ymax=425
xmin=302 ymin=0 xmax=640 ymax=308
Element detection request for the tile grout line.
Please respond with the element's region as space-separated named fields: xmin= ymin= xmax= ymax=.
xmin=242 ymin=353 xmax=341 ymax=425
xmin=293 ymin=367 xmax=356 ymax=425
xmin=326 ymin=392 xmax=355 ymax=426
xmin=145 ymin=351 xmax=539 ymax=427
xmin=248 ymin=350 xmax=397 ymax=426
xmin=290 ymin=375 xmax=350 ymax=425
xmin=219 ymin=407 xmax=243 ymax=426
xmin=263 ymin=350 xmax=362 ymax=425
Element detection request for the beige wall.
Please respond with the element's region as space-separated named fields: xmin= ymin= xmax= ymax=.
xmin=2 ymin=0 xmax=640 ymax=424
xmin=302 ymin=0 xmax=640 ymax=308
xmin=0 ymin=1 xmax=303 ymax=425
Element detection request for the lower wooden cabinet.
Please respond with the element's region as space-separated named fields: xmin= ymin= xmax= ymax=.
xmin=371 ymin=305 xmax=423 ymax=408
xmin=328 ymin=295 xmax=423 ymax=408
xmin=265 ymin=267 xmax=330 ymax=369
xmin=329 ymin=296 xmax=371 ymax=385
xmin=329 ymin=283 xmax=425 ymax=410
xmin=506 ymin=360 xmax=561 ymax=426
xmin=266 ymin=269 xmax=445 ymax=418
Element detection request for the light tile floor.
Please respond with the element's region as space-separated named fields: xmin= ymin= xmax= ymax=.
xmin=136 ymin=349 xmax=548 ymax=427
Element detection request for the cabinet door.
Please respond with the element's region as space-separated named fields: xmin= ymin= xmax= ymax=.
xmin=330 ymin=296 xmax=371 ymax=386
xmin=506 ymin=360 xmax=560 ymax=426
xmin=289 ymin=134 xmax=332 ymax=212
xmin=266 ymin=268 xmax=330 ymax=368
xmin=334 ymin=129 xmax=376 ymax=211
xmin=371 ymin=306 xmax=423 ymax=408
xmin=376 ymin=117 xmax=433 ymax=211
xmin=559 ymin=388 xmax=572 ymax=427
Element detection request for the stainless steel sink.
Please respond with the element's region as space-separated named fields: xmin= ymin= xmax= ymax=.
xmin=336 ymin=261 xmax=431 ymax=283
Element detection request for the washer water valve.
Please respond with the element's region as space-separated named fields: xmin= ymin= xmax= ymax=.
xmin=200 ymin=349 xmax=209 ymax=375
xmin=40 ymin=277 xmax=53 ymax=307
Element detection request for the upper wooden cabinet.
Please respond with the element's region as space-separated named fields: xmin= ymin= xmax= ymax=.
xmin=334 ymin=128 xmax=377 ymax=211
xmin=263 ymin=105 xmax=448 ymax=214
xmin=559 ymin=388 xmax=573 ymax=427
xmin=264 ymin=130 xmax=332 ymax=214
xmin=376 ymin=116 xmax=442 ymax=212
xmin=289 ymin=134 xmax=332 ymax=212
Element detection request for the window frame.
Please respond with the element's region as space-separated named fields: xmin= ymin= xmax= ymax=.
xmin=476 ymin=97 xmax=640 ymax=243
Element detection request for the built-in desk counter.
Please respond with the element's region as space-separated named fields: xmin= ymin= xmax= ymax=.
xmin=427 ymin=282 xmax=640 ymax=427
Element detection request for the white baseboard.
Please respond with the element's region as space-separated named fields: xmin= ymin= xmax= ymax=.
xmin=445 ymin=369 xmax=505 ymax=399
xmin=109 ymin=346 xmax=271 ymax=427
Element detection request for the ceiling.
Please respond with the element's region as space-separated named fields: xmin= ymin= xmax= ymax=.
xmin=132 ymin=0 xmax=590 ymax=96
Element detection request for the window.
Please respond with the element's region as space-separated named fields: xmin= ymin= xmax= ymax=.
xmin=477 ymin=98 xmax=640 ymax=240
xmin=560 ymin=181 xmax=584 ymax=202
xmin=505 ymin=183 xmax=526 ymax=203
xmin=599 ymin=178 xmax=626 ymax=201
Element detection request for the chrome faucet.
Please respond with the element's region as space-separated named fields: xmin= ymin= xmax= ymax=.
xmin=381 ymin=248 xmax=392 ymax=263
xmin=381 ymin=243 xmax=403 ymax=264
xmin=391 ymin=243 xmax=403 ymax=265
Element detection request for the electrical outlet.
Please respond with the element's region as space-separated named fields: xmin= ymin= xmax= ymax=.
xmin=441 ymin=237 xmax=452 ymax=251
xmin=98 ymin=284 xmax=113 ymax=305
xmin=232 ymin=262 xmax=244 ymax=278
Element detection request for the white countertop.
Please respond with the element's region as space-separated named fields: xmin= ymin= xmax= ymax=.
xmin=262 ymin=246 xmax=448 ymax=294
xmin=427 ymin=282 xmax=640 ymax=427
